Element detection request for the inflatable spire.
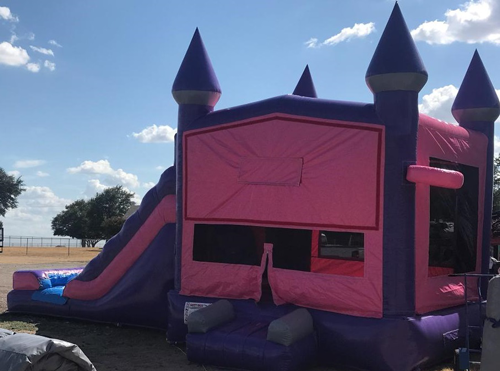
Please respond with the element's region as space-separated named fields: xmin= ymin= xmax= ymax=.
xmin=172 ymin=29 xmax=222 ymax=290
xmin=172 ymin=28 xmax=221 ymax=107
xmin=366 ymin=2 xmax=427 ymax=316
xmin=452 ymin=50 xmax=500 ymax=124
xmin=292 ymin=65 xmax=317 ymax=98
xmin=452 ymin=50 xmax=499 ymax=294
xmin=365 ymin=2 xmax=427 ymax=94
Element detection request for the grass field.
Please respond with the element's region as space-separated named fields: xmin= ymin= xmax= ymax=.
xmin=0 ymin=246 xmax=101 ymax=265
xmin=0 ymin=246 xmax=462 ymax=371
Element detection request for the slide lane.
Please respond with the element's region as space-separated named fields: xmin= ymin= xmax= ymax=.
xmin=63 ymin=195 xmax=176 ymax=300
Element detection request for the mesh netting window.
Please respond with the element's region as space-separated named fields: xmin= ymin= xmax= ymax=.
xmin=428 ymin=158 xmax=478 ymax=276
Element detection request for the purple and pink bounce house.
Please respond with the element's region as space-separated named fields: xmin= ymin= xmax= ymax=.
xmin=7 ymin=4 xmax=500 ymax=371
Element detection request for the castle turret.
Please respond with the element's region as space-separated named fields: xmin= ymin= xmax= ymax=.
xmin=452 ymin=51 xmax=500 ymax=125
xmin=292 ymin=65 xmax=317 ymax=98
xmin=172 ymin=29 xmax=221 ymax=290
xmin=366 ymin=2 xmax=427 ymax=134
xmin=452 ymin=51 xmax=500 ymax=286
xmin=172 ymin=28 xmax=221 ymax=130
xmin=366 ymin=3 xmax=427 ymax=316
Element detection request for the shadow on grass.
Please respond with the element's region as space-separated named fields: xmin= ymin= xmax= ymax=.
xmin=0 ymin=312 xmax=193 ymax=371
xmin=0 ymin=312 xmax=459 ymax=371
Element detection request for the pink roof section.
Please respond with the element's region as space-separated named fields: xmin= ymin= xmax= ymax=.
xmin=181 ymin=114 xmax=385 ymax=318
xmin=64 ymin=195 xmax=176 ymax=300
xmin=415 ymin=114 xmax=487 ymax=313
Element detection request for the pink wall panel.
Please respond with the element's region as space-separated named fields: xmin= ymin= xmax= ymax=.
xmin=181 ymin=114 xmax=385 ymax=318
xmin=415 ymin=114 xmax=487 ymax=313
xmin=184 ymin=114 xmax=383 ymax=230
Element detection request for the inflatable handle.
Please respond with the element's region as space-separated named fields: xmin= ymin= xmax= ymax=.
xmin=406 ymin=165 xmax=464 ymax=189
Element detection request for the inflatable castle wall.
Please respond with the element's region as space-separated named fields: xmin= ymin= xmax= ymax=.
xmin=8 ymin=4 xmax=500 ymax=371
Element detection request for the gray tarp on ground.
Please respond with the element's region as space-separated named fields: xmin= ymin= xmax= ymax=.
xmin=0 ymin=328 xmax=96 ymax=371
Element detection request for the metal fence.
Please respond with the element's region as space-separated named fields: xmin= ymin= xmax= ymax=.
xmin=2 ymin=236 xmax=104 ymax=248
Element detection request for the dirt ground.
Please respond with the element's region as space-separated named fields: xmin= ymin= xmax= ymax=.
xmin=0 ymin=247 xmax=454 ymax=371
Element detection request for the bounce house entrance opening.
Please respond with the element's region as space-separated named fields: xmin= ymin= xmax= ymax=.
xmin=192 ymin=223 xmax=366 ymax=292
xmin=428 ymin=158 xmax=479 ymax=277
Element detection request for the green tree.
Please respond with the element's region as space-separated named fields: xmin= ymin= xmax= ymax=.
xmin=494 ymin=154 xmax=500 ymax=211
xmin=101 ymin=216 xmax=127 ymax=238
xmin=0 ymin=168 xmax=25 ymax=217
xmin=87 ymin=186 xmax=134 ymax=238
xmin=52 ymin=186 xmax=135 ymax=246
xmin=51 ymin=200 xmax=95 ymax=246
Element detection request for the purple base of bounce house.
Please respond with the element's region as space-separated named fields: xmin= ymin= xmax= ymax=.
xmin=167 ymin=292 xmax=482 ymax=371
xmin=8 ymin=283 xmax=483 ymax=371
xmin=7 ymin=3 xmax=500 ymax=371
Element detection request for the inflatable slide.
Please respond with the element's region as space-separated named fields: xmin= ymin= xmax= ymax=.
xmin=7 ymin=166 xmax=176 ymax=330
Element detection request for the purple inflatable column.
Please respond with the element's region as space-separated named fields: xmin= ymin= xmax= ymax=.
xmin=365 ymin=3 xmax=428 ymax=316
xmin=452 ymin=51 xmax=500 ymax=293
xmin=171 ymin=29 xmax=222 ymax=291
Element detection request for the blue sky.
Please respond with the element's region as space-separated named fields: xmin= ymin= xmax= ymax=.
xmin=1 ymin=0 xmax=500 ymax=237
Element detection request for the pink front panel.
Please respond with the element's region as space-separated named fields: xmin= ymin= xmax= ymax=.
xmin=238 ymin=157 xmax=303 ymax=186
xmin=182 ymin=114 xmax=385 ymax=317
xmin=180 ymin=220 xmax=265 ymax=301
xmin=415 ymin=115 xmax=487 ymax=314
xmin=310 ymin=258 xmax=364 ymax=277
xmin=267 ymin=231 xmax=383 ymax=317
xmin=184 ymin=114 xmax=383 ymax=230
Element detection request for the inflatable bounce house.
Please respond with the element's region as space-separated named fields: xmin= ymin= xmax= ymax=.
xmin=7 ymin=4 xmax=500 ymax=371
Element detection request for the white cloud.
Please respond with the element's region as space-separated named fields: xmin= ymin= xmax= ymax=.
xmin=10 ymin=32 xmax=35 ymax=45
xmin=3 ymin=186 xmax=71 ymax=236
xmin=30 ymin=46 xmax=54 ymax=56
xmin=0 ymin=42 xmax=30 ymax=67
xmin=495 ymin=135 xmax=500 ymax=157
xmin=9 ymin=33 xmax=18 ymax=44
xmin=14 ymin=159 xmax=46 ymax=168
xmin=418 ymin=85 xmax=459 ymax=124
xmin=7 ymin=170 xmax=20 ymax=178
xmin=26 ymin=63 xmax=40 ymax=73
xmin=304 ymin=38 xmax=319 ymax=49
xmin=412 ymin=0 xmax=500 ymax=45
xmin=419 ymin=85 xmax=500 ymax=124
xmin=85 ymin=179 xmax=110 ymax=197
xmin=132 ymin=124 xmax=177 ymax=143
xmin=142 ymin=182 xmax=156 ymax=189
xmin=44 ymin=60 xmax=55 ymax=71
xmin=306 ymin=22 xmax=375 ymax=48
xmin=324 ymin=23 xmax=376 ymax=45
xmin=155 ymin=165 xmax=164 ymax=170
xmin=0 ymin=6 xmax=19 ymax=22
xmin=48 ymin=40 xmax=62 ymax=48
xmin=36 ymin=171 xmax=49 ymax=177
xmin=419 ymin=85 xmax=500 ymax=154
xmin=131 ymin=193 xmax=142 ymax=205
xmin=67 ymin=160 xmax=141 ymax=189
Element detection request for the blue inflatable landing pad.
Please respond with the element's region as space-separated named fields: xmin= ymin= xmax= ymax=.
xmin=31 ymin=286 xmax=68 ymax=305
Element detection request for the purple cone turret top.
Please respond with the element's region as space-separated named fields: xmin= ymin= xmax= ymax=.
xmin=292 ymin=65 xmax=317 ymax=98
xmin=452 ymin=50 xmax=500 ymax=124
xmin=366 ymin=2 xmax=427 ymax=93
xmin=172 ymin=28 xmax=221 ymax=106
